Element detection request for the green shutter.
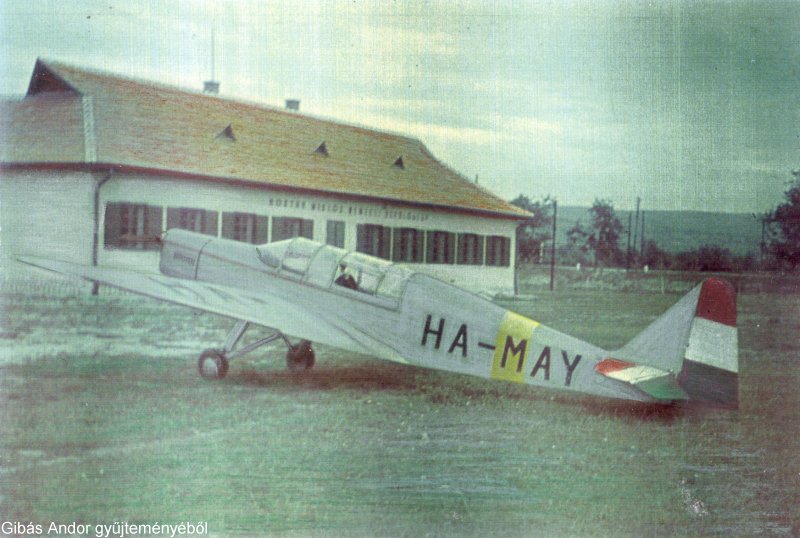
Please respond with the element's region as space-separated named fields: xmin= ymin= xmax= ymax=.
xmin=144 ymin=205 xmax=163 ymax=236
xmin=271 ymin=217 xmax=282 ymax=241
xmin=356 ymin=224 xmax=367 ymax=253
xmin=221 ymin=212 xmax=235 ymax=240
xmin=144 ymin=205 xmax=163 ymax=250
xmin=327 ymin=220 xmax=344 ymax=247
xmin=104 ymin=203 xmax=122 ymax=248
xmin=487 ymin=236 xmax=497 ymax=266
xmin=300 ymin=219 xmax=314 ymax=239
xmin=166 ymin=208 xmax=180 ymax=231
xmin=254 ymin=215 xmax=269 ymax=244
xmin=457 ymin=234 xmax=484 ymax=265
xmin=380 ymin=226 xmax=391 ymax=259
xmin=392 ymin=228 xmax=403 ymax=261
xmin=457 ymin=234 xmax=467 ymax=264
xmin=445 ymin=232 xmax=455 ymax=264
xmin=203 ymin=210 xmax=218 ymax=236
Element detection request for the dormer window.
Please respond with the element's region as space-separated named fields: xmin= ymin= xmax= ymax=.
xmin=217 ymin=124 xmax=236 ymax=141
xmin=315 ymin=141 xmax=329 ymax=157
xmin=393 ymin=156 xmax=405 ymax=170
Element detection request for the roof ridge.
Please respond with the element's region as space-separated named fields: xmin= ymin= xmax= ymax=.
xmin=40 ymin=58 xmax=424 ymax=147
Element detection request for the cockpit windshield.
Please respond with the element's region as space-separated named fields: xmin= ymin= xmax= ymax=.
xmin=257 ymin=238 xmax=322 ymax=279
xmin=257 ymin=241 xmax=289 ymax=269
xmin=257 ymin=237 xmax=413 ymax=307
xmin=333 ymin=253 xmax=413 ymax=300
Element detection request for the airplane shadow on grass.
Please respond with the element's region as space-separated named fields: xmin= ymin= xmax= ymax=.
xmin=227 ymin=360 xmax=688 ymax=424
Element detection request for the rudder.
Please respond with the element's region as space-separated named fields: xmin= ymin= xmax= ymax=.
xmin=678 ymin=278 xmax=739 ymax=408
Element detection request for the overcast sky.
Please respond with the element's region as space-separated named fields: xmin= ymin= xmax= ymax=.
xmin=1 ymin=0 xmax=797 ymax=213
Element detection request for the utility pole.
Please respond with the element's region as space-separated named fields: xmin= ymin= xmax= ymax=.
xmin=640 ymin=210 xmax=646 ymax=255
xmin=549 ymin=200 xmax=557 ymax=292
xmin=632 ymin=196 xmax=640 ymax=265
xmin=626 ymin=212 xmax=632 ymax=271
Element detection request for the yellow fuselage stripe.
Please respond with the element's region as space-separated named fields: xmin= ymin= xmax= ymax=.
xmin=491 ymin=311 xmax=540 ymax=383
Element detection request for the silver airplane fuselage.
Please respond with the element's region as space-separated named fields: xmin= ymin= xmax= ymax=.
xmin=159 ymin=229 xmax=651 ymax=402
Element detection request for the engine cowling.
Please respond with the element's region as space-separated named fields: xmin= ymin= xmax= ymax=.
xmin=159 ymin=229 xmax=212 ymax=279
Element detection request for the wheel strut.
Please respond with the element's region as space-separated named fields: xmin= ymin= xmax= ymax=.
xmin=196 ymin=321 xmax=314 ymax=379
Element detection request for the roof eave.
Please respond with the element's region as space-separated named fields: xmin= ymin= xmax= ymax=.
xmin=0 ymin=161 xmax=530 ymax=220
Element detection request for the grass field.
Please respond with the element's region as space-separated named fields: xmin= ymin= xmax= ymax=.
xmin=1 ymin=277 xmax=799 ymax=536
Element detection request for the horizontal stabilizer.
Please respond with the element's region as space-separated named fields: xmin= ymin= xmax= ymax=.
xmin=595 ymin=358 xmax=688 ymax=401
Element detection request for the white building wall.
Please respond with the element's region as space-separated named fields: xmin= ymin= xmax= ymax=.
xmin=100 ymin=173 xmax=519 ymax=294
xmin=0 ymin=169 xmax=95 ymax=279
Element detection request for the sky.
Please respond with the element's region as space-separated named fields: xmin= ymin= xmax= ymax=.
xmin=1 ymin=0 xmax=797 ymax=213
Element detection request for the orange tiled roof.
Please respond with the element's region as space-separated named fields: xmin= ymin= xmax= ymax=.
xmin=1 ymin=59 xmax=528 ymax=219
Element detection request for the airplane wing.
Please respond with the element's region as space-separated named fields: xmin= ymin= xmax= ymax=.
xmin=17 ymin=257 xmax=400 ymax=361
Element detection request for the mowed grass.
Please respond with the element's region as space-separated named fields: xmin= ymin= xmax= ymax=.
xmin=1 ymin=280 xmax=799 ymax=536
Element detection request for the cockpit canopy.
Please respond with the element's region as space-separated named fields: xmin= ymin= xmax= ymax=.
xmin=256 ymin=237 xmax=413 ymax=305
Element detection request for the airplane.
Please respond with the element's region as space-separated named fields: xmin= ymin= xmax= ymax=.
xmin=19 ymin=228 xmax=739 ymax=408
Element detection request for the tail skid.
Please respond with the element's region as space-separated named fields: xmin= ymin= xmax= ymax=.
xmin=596 ymin=278 xmax=739 ymax=408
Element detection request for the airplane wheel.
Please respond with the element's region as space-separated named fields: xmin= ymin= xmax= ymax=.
xmin=286 ymin=340 xmax=315 ymax=373
xmin=198 ymin=349 xmax=229 ymax=380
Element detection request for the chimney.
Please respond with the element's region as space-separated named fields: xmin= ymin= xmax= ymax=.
xmin=204 ymin=81 xmax=220 ymax=94
xmin=204 ymin=28 xmax=219 ymax=94
xmin=285 ymin=99 xmax=300 ymax=111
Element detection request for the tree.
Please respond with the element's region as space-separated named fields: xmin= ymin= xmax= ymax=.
xmin=766 ymin=171 xmax=800 ymax=270
xmin=562 ymin=219 xmax=591 ymax=265
xmin=587 ymin=199 xmax=624 ymax=267
xmin=510 ymin=195 xmax=553 ymax=263
xmin=641 ymin=239 xmax=671 ymax=270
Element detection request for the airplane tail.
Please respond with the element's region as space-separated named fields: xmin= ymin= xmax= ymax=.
xmin=596 ymin=278 xmax=738 ymax=408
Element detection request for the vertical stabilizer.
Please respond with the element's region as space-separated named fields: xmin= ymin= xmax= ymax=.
xmin=607 ymin=278 xmax=738 ymax=407
xmin=678 ymin=278 xmax=739 ymax=407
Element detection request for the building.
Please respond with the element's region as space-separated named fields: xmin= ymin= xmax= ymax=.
xmin=1 ymin=59 xmax=528 ymax=293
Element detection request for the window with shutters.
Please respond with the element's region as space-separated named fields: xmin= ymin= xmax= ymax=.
xmin=356 ymin=224 xmax=391 ymax=259
xmin=485 ymin=235 xmax=511 ymax=266
xmin=392 ymin=227 xmax=424 ymax=263
xmin=104 ymin=202 xmax=163 ymax=250
xmin=221 ymin=212 xmax=269 ymax=244
xmin=326 ymin=220 xmax=345 ymax=248
xmin=272 ymin=217 xmax=313 ymax=241
xmin=166 ymin=207 xmax=218 ymax=236
xmin=457 ymin=233 xmax=484 ymax=265
xmin=426 ymin=230 xmax=455 ymax=264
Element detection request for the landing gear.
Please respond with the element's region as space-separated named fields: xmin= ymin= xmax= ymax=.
xmin=286 ymin=340 xmax=315 ymax=372
xmin=198 ymin=348 xmax=229 ymax=380
xmin=196 ymin=320 xmax=315 ymax=380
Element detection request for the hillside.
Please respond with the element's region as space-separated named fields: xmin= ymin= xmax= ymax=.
xmin=554 ymin=206 xmax=762 ymax=256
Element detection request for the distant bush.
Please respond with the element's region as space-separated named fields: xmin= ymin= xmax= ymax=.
xmin=673 ymin=245 xmax=734 ymax=272
xmin=671 ymin=245 xmax=760 ymax=272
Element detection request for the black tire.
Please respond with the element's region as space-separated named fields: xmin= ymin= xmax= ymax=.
xmin=286 ymin=340 xmax=315 ymax=373
xmin=198 ymin=348 xmax=229 ymax=380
